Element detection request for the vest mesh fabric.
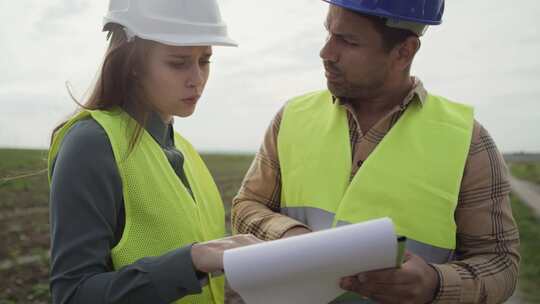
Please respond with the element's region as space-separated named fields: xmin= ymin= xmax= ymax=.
xmin=49 ymin=109 xmax=226 ymax=303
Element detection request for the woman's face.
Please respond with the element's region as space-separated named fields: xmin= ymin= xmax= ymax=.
xmin=139 ymin=43 xmax=212 ymax=122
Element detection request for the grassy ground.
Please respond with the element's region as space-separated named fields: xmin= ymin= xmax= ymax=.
xmin=512 ymin=194 xmax=540 ymax=303
xmin=509 ymin=162 xmax=540 ymax=302
xmin=0 ymin=149 xmax=50 ymax=304
xmin=510 ymin=162 xmax=540 ymax=185
xmin=0 ymin=148 xmax=253 ymax=303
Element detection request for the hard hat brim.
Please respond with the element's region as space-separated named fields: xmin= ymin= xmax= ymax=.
xmin=102 ymin=16 xmax=239 ymax=47
xmin=136 ymin=32 xmax=239 ymax=47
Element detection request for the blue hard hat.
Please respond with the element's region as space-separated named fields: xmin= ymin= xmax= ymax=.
xmin=322 ymin=0 xmax=445 ymax=25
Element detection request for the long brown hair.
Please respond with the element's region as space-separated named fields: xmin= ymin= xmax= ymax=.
xmin=52 ymin=23 xmax=155 ymax=153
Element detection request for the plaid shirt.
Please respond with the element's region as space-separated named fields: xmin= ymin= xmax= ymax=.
xmin=232 ymin=78 xmax=519 ymax=303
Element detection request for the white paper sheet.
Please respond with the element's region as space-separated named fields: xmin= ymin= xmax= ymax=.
xmin=224 ymin=217 xmax=398 ymax=304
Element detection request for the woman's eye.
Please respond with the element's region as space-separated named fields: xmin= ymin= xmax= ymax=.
xmin=200 ymin=59 xmax=211 ymax=66
xmin=169 ymin=62 xmax=187 ymax=69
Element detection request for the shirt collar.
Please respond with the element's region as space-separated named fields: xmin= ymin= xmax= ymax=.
xmin=123 ymin=102 xmax=175 ymax=148
xmin=146 ymin=111 xmax=175 ymax=147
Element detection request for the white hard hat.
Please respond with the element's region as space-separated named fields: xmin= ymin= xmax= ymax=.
xmin=103 ymin=0 xmax=238 ymax=47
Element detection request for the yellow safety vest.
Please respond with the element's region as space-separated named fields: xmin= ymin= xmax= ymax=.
xmin=278 ymin=90 xmax=473 ymax=262
xmin=49 ymin=108 xmax=226 ymax=303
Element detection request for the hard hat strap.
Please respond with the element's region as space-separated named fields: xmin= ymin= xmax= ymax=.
xmin=385 ymin=19 xmax=429 ymax=37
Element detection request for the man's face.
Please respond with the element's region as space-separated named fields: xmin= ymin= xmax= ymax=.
xmin=320 ymin=6 xmax=393 ymax=100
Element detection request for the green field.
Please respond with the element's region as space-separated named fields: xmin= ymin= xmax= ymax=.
xmin=510 ymin=162 xmax=540 ymax=185
xmin=509 ymin=162 xmax=540 ymax=302
xmin=511 ymin=194 xmax=540 ymax=303
xmin=0 ymin=149 xmax=253 ymax=303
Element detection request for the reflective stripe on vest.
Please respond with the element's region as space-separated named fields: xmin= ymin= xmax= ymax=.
xmin=278 ymin=90 xmax=473 ymax=258
xmin=48 ymin=109 xmax=226 ymax=304
xmin=281 ymin=206 xmax=453 ymax=264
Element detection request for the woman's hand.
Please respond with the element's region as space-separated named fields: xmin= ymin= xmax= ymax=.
xmin=191 ymin=234 xmax=263 ymax=273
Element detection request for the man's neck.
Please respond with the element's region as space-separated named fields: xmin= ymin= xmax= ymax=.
xmin=350 ymin=76 xmax=414 ymax=116
xmin=348 ymin=76 xmax=414 ymax=134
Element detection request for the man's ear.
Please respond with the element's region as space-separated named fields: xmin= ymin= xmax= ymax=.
xmin=394 ymin=36 xmax=421 ymax=72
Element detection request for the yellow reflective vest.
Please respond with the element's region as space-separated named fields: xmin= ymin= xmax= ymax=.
xmin=48 ymin=108 xmax=226 ymax=303
xmin=278 ymin=90 xmax=474 ymax=262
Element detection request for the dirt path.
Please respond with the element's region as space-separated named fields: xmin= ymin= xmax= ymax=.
xmin=510 ymin=176 xmax=540 ymax=217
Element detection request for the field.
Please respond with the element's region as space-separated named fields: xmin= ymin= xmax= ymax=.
xmin=0 ymin=149 xmax=252 ymax=303
xmin=1 ymin=149 xmax=539 ymax=303
xmin=509 ymin=162 xmax=540 ymax=303
xmin=510 ymin=162 xmax=540 ymax=185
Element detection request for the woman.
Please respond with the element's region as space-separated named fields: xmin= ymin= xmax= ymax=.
xmin=48 ymin=1 xmax=260 ymax=303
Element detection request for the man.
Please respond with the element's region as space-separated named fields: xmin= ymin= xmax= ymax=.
xmin=232 ymin=1 xmax=519 ymax=303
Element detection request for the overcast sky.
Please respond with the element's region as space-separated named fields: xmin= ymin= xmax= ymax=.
xmin=1 ymin=0 xmax=539 ymax=153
